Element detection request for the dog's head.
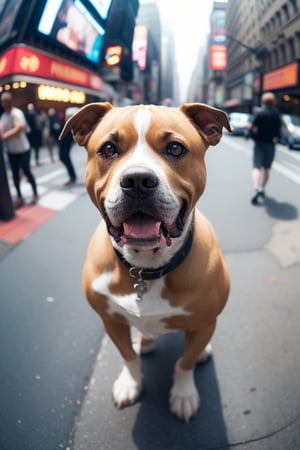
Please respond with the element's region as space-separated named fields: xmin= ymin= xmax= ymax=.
xmin=60 ymin=102 xmax=230 ymax=252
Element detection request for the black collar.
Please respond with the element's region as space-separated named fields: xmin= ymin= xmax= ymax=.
xmin=113 ymin=228 xmax=193 ymax=280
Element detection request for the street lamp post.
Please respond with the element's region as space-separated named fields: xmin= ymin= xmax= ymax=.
xmin=226 ymin=34 xmax=265 ymax=58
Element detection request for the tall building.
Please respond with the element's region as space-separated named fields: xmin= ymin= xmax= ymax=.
xmin=136 ymin=0 xmax=176 ymax=104
xmin=225 ymin=0 xmax=300 ymax=114
xmin=135 ymin=0 xmax=161 ymax=103
xmin=159 ymin=18 xmax=176 ymax=104
xmin=203 ymin=0 xmax=228 ymax=107
xmin=187 ymin=45 xmax=208 ymax=103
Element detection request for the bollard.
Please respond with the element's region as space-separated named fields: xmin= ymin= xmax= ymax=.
xmin=0 ymin=141 xmax=15 ymax=220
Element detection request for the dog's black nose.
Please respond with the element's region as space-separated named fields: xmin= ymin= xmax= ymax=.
xmin=120 ymin=168 xmax=158 ymax=197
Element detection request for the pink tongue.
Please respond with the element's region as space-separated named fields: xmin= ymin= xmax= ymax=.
xmin=123 ymin=214 xmax=161 ymax=238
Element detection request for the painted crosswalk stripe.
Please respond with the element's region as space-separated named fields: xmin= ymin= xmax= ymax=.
xmin=38 ymin=190 xmax=77 ymax=211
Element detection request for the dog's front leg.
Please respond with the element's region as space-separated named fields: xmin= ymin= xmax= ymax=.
xmin=113 ymin=357 xmax=142 ymax=408
xmin=105 ymin=320 xmax=143 ymax=408
xmin=170 ymin=323 xmax=216 ymax=422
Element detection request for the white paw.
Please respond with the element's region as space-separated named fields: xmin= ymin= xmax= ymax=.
xmin=169 ymin=362 xmax=200 ymax=422
xmin=198 ymin=342 xmax=213 ymax=363
xmin=112 ymin=358 xmax=143 ymax=408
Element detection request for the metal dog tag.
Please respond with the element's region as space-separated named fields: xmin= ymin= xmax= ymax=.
xmin=130 ymin=267 xmax=147 ymax=301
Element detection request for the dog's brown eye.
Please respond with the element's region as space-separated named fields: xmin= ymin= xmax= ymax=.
xmin=99 ymin=142 xmax=118 ymax=159
xmin=166 ymin=142 xmax=186 ymax=158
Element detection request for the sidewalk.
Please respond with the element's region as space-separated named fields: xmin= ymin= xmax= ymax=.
xmin=0 ymin=143 xmax=86 ymax=260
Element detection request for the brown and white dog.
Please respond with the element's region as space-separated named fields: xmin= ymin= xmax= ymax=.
xmin=60 ymin=102 xmax=231 ymax=422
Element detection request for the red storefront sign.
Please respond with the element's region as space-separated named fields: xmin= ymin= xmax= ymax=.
xmin=263 ymin=62 xmax=298 ymax=91
xmin=0 ymin=45 xmax=103 ymax=91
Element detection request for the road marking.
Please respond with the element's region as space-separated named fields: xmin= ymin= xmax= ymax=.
xmin=36 ymin=168 xmax=66 ymax=184
xmin=7 ymin=163 xmax=83 ymax=211
xmin=223 ymin=136 xmax=300 ymax=185
xmin=284 ymin=160 xmax=300 ymax=172
xmin=277 ymin=146 xmax=300 ymax=161
xmin=0 ymin=205 xmax=57 ymax=244
xmin=38 ymin=190 xmax=77 ymax=210
xmin=272 ymin=162 xmax=300 ymax=185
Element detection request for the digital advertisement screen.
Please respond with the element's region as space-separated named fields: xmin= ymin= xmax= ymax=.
xmin=86 ymin=0 xmax=112 ymax=20
xmin=133 ymin=26 xmax=148 ymax=71
xmin=37 ymin=0 xmax=106 ymax=64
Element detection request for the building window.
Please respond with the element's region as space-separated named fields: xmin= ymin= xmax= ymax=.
xmin=280 ymin=44 xmax=286 ymax=65
xmin=273 ymin=48 xmax=279 ymax=68
xmin=289 ymin=0 xmax=298 ymax=14
xmin=276 ymin=11 xmax=282 ymax=27
xmin=288 ymin=37 xmax=296 ymax=60
xmin=296 ymin=32 xmax=300 ymax=58
xmin=266 ymin=51 xmax=272 ymax=71
xmin=271 ymin=17 xmax=276 ymax=33
xmin=282 ymin=4 xmax=290 ymax=22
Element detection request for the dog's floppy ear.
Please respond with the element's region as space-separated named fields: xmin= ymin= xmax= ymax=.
xmin=180 ymin=103 xmax=232 ymax=146
xmin=59 ymin=102 xmax=113 ymax=146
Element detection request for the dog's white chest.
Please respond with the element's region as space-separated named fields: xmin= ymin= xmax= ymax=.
xmin=92 ymin=271 xmax=190 ymax=339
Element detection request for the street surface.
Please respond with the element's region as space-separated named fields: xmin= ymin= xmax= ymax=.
xmin=0 ymin=134 xmax=299 ymax=450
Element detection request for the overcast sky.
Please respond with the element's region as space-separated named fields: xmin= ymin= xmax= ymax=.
xmin=156 ymin=0 xmax=214 ymax=101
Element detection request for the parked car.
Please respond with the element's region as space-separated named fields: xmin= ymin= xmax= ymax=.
xmin=228 ymin=112 xmax=252 ymax=136
xmin=243 ymin=117 xmax=254 ymax=139
xmin=280 ymin=114 xmax=300 ymax=149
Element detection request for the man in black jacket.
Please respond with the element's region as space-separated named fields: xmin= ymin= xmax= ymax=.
xmin=250 ymin=92 xmax=282 ymax=205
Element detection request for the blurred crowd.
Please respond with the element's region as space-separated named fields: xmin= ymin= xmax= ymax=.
xmin=0 ymin=92 xmax=77 ymax=209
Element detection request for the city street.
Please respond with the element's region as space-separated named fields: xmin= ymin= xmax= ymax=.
xmin=0 ymin=134 xmax=300 ymax=450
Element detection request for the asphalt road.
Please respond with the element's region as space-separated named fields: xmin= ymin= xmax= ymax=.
xmin=0 ymin=135 xmax=299 ymax=450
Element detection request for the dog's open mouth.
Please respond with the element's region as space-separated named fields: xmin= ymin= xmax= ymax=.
xmin=106 ymin=203 xmax=187 ymax=249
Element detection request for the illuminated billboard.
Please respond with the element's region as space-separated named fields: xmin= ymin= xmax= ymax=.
xmin=104 ymin=45 xmax=122 ymax=66
xmin=37 ymin=0 xmax=108 ymax=65
xmin=210 ymin=5 xmax=227 ymax=72
xmin=133 ymin=26 xmax=148 ymax=71
xmin=210 ymin=45 xmax=227 ymax=71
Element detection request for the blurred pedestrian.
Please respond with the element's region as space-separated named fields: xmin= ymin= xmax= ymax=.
xmin=250 ymin=92 xmax=282 ymax=205
xmin=59 ymin=131 xmax=77 ymax=185
xmin=59 ymin=126 xmax=77 ymax=186
xmin=25 ymin=103 xmax=43 ymax=166
xmin=58 ymin=108 xmax=77 ymax=186
xmin=0 ymin=92 xmax=39 ymax=208
xmin=44 ymin=108 xmax=61 ymax=162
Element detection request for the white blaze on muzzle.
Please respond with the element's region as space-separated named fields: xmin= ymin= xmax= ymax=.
xmin=104 ymin=107 xmax=183 ymax=249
